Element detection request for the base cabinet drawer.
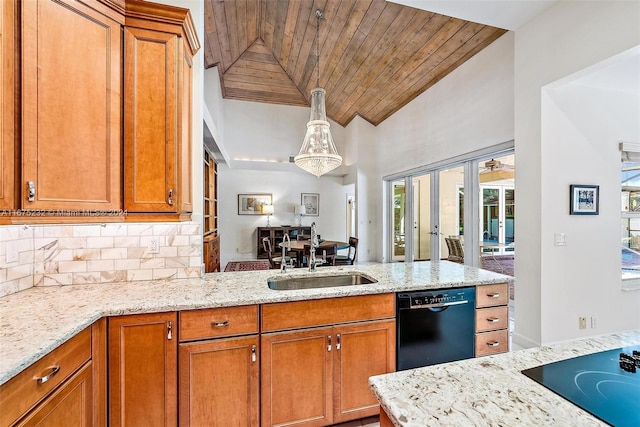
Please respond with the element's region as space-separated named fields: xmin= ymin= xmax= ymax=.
xmin=475 ymin=330 xmax=509 ymax=356
xmin=475 ymin=306 xmax=509 ymax=332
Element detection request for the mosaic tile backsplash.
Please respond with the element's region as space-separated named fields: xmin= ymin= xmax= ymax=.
xmin=0 ymin=222 xmax=202 ymax=297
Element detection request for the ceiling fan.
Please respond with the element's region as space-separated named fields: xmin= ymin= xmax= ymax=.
xmin=479 ymin=159 xmax=514 ymax=182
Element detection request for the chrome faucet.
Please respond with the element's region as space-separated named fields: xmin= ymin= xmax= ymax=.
xmin=281 ymin=233 xmax=291 ymax=273
xmin=308 ymin=222 xmax=325 ymax=272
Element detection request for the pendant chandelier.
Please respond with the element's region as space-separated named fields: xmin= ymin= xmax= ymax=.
xmin=294 ymin=10 xmax=342 ymax=178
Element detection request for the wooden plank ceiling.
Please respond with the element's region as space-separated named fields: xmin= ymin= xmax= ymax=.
xmin=204 ymin=0 xmax=507 ymax=127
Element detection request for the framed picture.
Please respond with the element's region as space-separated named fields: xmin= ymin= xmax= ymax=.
xmin=569 ymin=185 xmax=599 ymax=215
xmin=301 ymin=193 xmax=319 ymax=216
xmin=238 ymin=193 xmax=272 ymax=215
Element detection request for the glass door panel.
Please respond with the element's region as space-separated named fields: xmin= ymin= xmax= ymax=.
xmin=478 ymin=154 xmax=515 ymax=257
xmin=392 ymin=180 xmax=406 ymax=261
xmin=412 ymin=173 xmax=431 ymax=261
xmin=439 ymin=166 xmax=465 ymax=260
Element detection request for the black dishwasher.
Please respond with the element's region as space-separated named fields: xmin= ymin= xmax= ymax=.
xmin=396 ymin=287 xmax=475 ymax=371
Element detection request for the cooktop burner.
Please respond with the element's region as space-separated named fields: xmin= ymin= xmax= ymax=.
xmin=521 ymin=346 xmax=640 ymax=427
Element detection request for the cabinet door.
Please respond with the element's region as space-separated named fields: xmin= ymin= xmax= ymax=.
xmin=124 ymin=26 xmax=178 ymax=213
xmin=332 ymin=320 xmax=396 ymax=424
xmin=0 ymin=0 xmax=17 ymax=210
xmin=179 ymin=335 xmax=259 ymax=426
xmin=21 ymin=0 xmax=122 ymax=210
xmin=15 ymin=362 xmax=93 ymax=427
xmin=261 ymin=327 xmax=333 ymax=427
xmin=108 ymin=312 xmax=178 ymax=427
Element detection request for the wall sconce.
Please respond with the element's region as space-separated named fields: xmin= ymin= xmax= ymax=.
xmin=262 ymin=204 xmax=274 ymax=227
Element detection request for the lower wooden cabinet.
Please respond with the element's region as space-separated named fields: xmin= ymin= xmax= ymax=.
xmin=108 ymin=312 xmax=178 ymax=427
xmin=0 ymin=321 xmax=105 ymax=427
xmin=179 ymin=335 xmax=259 ymax=426
xmin=261 ymin=319 xmax=395 ymax=426
xmin=475 ymin=283 xmax=510 ymax=357
xmin=14 ymin=363 xmax=93 ymax=427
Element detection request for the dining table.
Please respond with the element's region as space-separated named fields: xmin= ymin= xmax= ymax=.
xmin=279 ymin=240 xmax=349 ymax=267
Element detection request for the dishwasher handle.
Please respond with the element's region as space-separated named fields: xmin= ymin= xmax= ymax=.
xmin=407 ymin=300 xmax=469 ymax=309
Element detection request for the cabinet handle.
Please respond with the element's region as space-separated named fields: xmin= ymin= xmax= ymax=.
xmin=35 ymin=365 xmax=60 ymax=384
xmin=486 ymin=341 xmax=500 ymax=347
xmin=487 ymin=293 xmax=500 ymax=298
xmin=487 ymin=317 xmax=500 ymax=323
xmin=27 ymin=181 xmax=36 ymax=202
xmin=212 ymin=320 xmax=229 ymax=327
xmin=168 ymin=189 xmax=174 ymax=206
xmin=327 ymin=335 xmax=332 ymax=352
xmin=336 ymin=334 xmax=341 ymax=350
xmin=167 ymin=321 xmax=173 ymax=340
xmin=251 ymin=345 xmax=257 ymax=363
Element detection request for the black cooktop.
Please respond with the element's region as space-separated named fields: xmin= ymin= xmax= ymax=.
xmin=521 ymin=346 xmax=640 ymax=427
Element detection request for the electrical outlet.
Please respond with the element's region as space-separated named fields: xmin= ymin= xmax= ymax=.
xmin=591 ymin=316 xmax=597 ymax=329
xmin=579 ymin=316 xmax=587 ymax=329
xmin=148 ymin=237 xmax=160 ymax=254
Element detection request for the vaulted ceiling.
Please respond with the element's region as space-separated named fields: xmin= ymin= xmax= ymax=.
xmin=203 ymin=0 xmax=507 ymax=127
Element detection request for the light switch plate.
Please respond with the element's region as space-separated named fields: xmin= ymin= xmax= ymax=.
xmin=554 ymin=232 xmax=567 ymax=246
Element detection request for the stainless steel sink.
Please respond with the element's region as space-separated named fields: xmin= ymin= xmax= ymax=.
xmin=267 ymin=273 xmax=377 ymax=290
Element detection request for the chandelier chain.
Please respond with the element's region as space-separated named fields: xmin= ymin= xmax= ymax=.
xmin=316 ymin=9 xmax=321 ymax=88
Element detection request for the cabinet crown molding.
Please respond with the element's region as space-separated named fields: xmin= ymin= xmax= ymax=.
xmin=125 ymin=0 xmax=200 ymax=55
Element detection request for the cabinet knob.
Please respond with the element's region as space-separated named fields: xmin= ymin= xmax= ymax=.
xmin=327 ymin=335 xmax=332 ymax=352
xmin=167 ymin=321 xmax=173 ymax=340
xmin=251 ymin=345 xmax=257 ymax=363
xmin=336 ymin=334 xmax=341 ymax=350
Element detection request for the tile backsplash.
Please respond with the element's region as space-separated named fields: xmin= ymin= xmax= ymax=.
xmin=0 ymin=222 xmax=202 ymax=297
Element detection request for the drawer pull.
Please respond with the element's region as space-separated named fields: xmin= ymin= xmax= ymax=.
xmin=327 ymin=335 xmax=332 ymax=352
xmin=487 ymin=317 xmax=500 ymax=323
xmin=487 ymin=293 xmax=500 ymax=298
xmin=487 ymin=341 xmax=500 ymax=347
xmin=36 ymin=365 xmax=60 ymax=384
xmin=212 ymin=320 xmax=230 ymax=327
xmin=251 ymin=345 xmax=257 ymax=363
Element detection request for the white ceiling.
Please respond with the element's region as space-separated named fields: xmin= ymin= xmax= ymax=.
xmin=389 ymin=0 xmax=557 ymax=30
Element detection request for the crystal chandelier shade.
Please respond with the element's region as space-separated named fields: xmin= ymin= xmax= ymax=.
xmin=294 ymin=88 xmax=342 ymax=177
xmin=294 ymin=10 xmax=342 ymax=178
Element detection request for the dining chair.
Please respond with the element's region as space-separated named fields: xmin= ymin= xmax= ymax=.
xmin=335 ymin=237 xmax=358 ymax=265
xmin=262 ymin=237 xmax=293 ymax=269
xmin=444 ymin=237 xmax=464 ymax=263
xmin=302 ymin=244 xmax=336 ymax=267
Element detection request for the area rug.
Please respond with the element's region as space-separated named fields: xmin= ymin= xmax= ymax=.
xmin=224 ymin=260 xmax=271 ymax=272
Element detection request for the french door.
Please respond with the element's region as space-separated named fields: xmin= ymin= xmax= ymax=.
xmin=386 ymin=145 xmax=514 ymax=265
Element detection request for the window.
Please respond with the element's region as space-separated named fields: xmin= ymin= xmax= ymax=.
xmin=621 ymin=143 xmax=640 ymax=287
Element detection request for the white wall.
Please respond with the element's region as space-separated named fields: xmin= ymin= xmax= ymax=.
xmin=514 ymin=0 xmax=640 ymax=346
xmin=217 ymin=165 xmax=354 ymax=268
xmin=365 ymin=31 xmax=515 ymax=261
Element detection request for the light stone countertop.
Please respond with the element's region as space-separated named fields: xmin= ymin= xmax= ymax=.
xmin=369 ymin=330 xmax=640 ymax=427
xmin=0 ymin=261 xmax=510 ymax=385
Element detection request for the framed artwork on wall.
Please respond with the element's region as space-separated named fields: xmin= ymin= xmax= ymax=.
xmin=301 ymin=193 xmax=319 ymax=216
xmin=569 ymin=185 xmax=599 ymax=215
xmin=238 ymin=193 xmax=272 ymax=215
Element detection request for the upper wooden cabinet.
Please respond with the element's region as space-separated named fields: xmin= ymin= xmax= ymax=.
xmin=123 ymin=0 xmax=199 ymax=216
xmin=0 ymin=0 xmax=199 ymax=222
xmin=0 ymin=0 xmax=18 ymax=210
xmin=21 ymin=0 xmax=123 ymax=211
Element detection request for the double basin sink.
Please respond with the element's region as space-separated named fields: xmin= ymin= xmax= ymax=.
xmin=267 ymin=272 xmax=377 ymax=290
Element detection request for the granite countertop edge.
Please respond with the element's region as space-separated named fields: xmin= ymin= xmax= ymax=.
xmin=0 ymin=261 xmax=512 ymax=385
xmin=369 ymin=330 xmax=640 ymax=427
